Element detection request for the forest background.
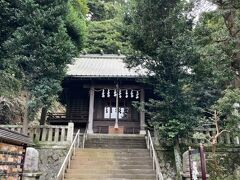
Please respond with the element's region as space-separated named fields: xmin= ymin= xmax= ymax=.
xmin=0 ymin=0 xmax=240 ymax=152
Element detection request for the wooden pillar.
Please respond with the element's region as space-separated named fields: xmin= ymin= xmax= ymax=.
xmin=114 ymin=84 xmax=119 ymax=129
xmin=140 ymin=88 xmax=146 ymax=134
xmin=87 ymin=86 xmax=94 ymax=134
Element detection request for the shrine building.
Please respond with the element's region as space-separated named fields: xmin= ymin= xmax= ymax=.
xmin=48 ymin=54 xmax=151 ymax=134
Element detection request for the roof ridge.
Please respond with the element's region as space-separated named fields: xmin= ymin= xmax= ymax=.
xmin=78 ymin=54 xmax=125 ymax=59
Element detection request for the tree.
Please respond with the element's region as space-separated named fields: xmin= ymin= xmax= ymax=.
xmin=125 ymin=1 xmax=201 ymax=178
xmin=208 ymin=0 xmax=240 ymax=87
xmin=0 ymin=0 xmax=22 ymax=97
xmin=127 ymin=0 xmax=199 ymax=140
xmin=66 ymin=0 xmax=88 ymax=50
xmin=0 ymin=0 xmax=87 ymax=129
xmin=192 ymin=0 xmax=239 ymax=132
xmin=85 ymin=0 xmax=133 ymax=54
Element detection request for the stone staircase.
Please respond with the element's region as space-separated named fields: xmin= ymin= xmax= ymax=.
xmin=64 ymin=134 xmax=156 ymax=180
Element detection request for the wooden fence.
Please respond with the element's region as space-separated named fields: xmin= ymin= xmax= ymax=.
xmin=180 ymin=127 xmax=240 ymax=146
xmin=0 ymin=123 xmax=74 ymax=148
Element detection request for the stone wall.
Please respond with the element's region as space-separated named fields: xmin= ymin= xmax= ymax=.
xmin=155 ymin=147 xmax=177 ymax=180
xmin=155 ymin=143 xmax=240 ymax=180
xmin=206 ymin=149 xmax=240 ymax=180
xmin=37 ymin=148 xmax=67 ymax=180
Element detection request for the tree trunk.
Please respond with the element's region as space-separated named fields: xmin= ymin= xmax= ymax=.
xmin=22 ymin=91 xmax=29 ymax=135
xmin=218 ymin=2 xmax=240 ymax=87
xmin=174 ymin=138 xmax=182 ymax=180
xmin=40 ymin=106 xmax=48 ymax=125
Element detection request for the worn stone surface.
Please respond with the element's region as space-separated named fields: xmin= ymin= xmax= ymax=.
xmin=155 ymin=147 xmax=177 ymax=180
xmin=37 ymin=148 xmax=67 ymax=180
xmin=24 ymin=147 xmax=39 ymax=172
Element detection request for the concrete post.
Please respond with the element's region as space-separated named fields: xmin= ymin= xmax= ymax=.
xmin=140 ymin=88 xmax=146 ymax=134
xmin=87 ymin=87 xmax=94 ymax=134
xmin=67 ymin=122 xmax=74 ymax=142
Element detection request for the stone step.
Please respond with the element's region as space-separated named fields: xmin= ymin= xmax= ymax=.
xmin=84 ymin=142 xmax=146 ymax=147
xmin=68 ymin=164 xmax=153 ymax=170
xmin=64 ymin=135 xmax=155 ymax=180
xmin=67 ymin=169 xmax=155 ymax=174
xmin=86 ymin=139 xmax=146 ymax=142
xmin=64 ymin=173 xmax=155 ymax=179
xmin=86 ymin=134 xmax=145 ymax=139
xmin=72 ymin=156 xmax=151 ymax=160
xmin=84 ymin=144 xmax=146 ymax=149
xmin=65 ymin=178 xmax=154 ymax=180
xmin=70 ymin=159 xmax=152 ymax=166
xmin=76 ymin=148 xmax=149 ymax=153
xmin=75 ymin=152 xmax=150 ymax=158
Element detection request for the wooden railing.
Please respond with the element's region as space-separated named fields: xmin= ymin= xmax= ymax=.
xmin=47 ymin=112 xmax=88 ymax=123
xmin=0 ymin=123 xmax=74 ymax=147
xmin=56 ymin=129 xmax=81 ymax=180
xmin=146 ymin=130 xmax=164 ymax=180
xmin=181 ymin=127 xmax=240 ymax=146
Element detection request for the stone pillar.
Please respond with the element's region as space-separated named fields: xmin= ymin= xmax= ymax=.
xmin=140 ymin=88 xmax=146 ymax=134
xmin=67 ymin=122 xmax=74 ymax=142
xmin=23 ymin=147 xmax=42 ymax=180
xmin=87 ymin=86 xmax=94 ymax=134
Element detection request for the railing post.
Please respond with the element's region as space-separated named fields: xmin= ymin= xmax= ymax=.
xmin=67 ymin=122 xmax=74 ymax=143
xmin=77 ymin=132 xmax=80 ymax=148
xmin=145 ymin=130 xmax=163 ymax=180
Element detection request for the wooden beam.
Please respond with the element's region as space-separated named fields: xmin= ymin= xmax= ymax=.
xmin=114 ymin=84 xmax=119 ymax=129
xmin=87 ymin=86 xmax=94 ymax=134
xmin=140 ymin=88 xmax=146 ymax=134
xmin=83 ymin=84 xmax=143 ymax=89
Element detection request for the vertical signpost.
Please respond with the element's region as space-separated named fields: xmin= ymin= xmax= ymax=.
xmin=188 ymin=144 xmax=207 ymax=180
xmin=199 ymin=143 xmax=207 ymax=180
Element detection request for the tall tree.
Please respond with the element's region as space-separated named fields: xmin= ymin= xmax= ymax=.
xmin=0 ymin=0 xmax=87 ymax=127
xmin=126 ymin=1 xmax=200 ymax=177
xmin=127 ymin=0 xmax=199 ymax=140
xmin=209 ymin=0 xmax=240 ymax=87
xmin=192 ymin=0 xmax=240 ymax=134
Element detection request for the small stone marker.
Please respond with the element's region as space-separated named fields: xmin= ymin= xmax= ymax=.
xmin=24 ymin=147 xmax=39 ymax=172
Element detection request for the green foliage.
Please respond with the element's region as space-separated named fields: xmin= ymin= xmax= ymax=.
xmin=126 ymin=0 xmax=200 ymax=140
xmin=0 ymin=0 xmax=87 ymax=119
xmin=85 ymin=19 xmax=132 ymax=54
xmin=0 ymin=71 xmax=21 ymax=97
xmin=191 ymin=12 xmax=234 ymax=110
xmin=191 ymin=2 xmax=239 ymax=133
xmin=208 ymin=0 xmax=240 ymax=79
xmin=65 ymin=0 xmax=88 ymax=50
xmin=85 ymin=0 xmax=133 ymax=54
xmin=88 ymin=0 xmax=124 ymax=21
xmin=213 ymin=89 xmax=240 ymax=131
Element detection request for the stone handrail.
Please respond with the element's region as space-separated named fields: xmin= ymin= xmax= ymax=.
xmin=182 ymin=127 xmax=240 ymax=146
xmin=56 ymin=129 xmax=80 ymax=180
xmin=0 ymin=123 xmax=74 ymax=147
xmin=146 ymin=130 xmax=164 ymax=180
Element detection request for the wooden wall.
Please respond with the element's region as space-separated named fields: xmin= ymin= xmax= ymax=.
xmin=66 ymin=88 xmax=89 ymax=123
